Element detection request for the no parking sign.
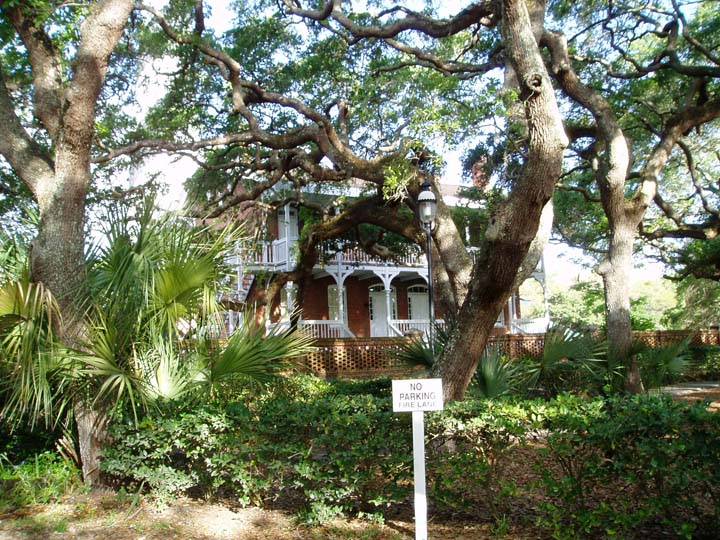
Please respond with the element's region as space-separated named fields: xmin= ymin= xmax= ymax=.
xmin=391 ymin=378 xmax=444 ymax=540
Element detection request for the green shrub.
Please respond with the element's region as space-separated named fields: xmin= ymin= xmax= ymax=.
xmin=684 ymin=346 xmax=720 ymax=381
xmin=104 ymin=375 xmax=720 ymax=535
xmin=103 ymin=389 xmax=413 ymax=519
xmin=425 ymin=399 xmax=532 ymax=518
xmin=102 ymin=406 xmax=249 ymax=505
xmin=538 ymin=394 xmax=720 ymax=539
xmin=0 ymin=451 xmax=81 ymax=512
xmin=102 ymin=376 xmax=551 ymax=522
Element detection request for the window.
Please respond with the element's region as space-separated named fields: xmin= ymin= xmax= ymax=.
xmin=277 ymin=206 xmax=298 ymax=239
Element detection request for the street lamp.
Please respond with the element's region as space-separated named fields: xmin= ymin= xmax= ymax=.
xmin=418 ymin=181 xmax=437 ymax=360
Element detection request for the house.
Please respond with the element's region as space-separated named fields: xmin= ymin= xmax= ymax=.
xmin=224 ymin=185 xmax=550 ymax=339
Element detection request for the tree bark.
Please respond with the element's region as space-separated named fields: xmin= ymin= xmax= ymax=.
xmin=426 ymin=178 xmax=473 ymax=312
xmin=433 ymin=0 xmax=567 ymax=401
xmin=74 ymin=401 xmax=109 ymax=486
xmin=0 ymin=0 xmax=134 ymax=483
xmin=597 ymin=226 xmax=643 ymax=391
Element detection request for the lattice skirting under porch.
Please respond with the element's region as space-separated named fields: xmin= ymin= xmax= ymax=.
xmin=301 ymin=338 xmax=411 ymax=376
xmin=298 ymin=329 xmax=720 ymax=377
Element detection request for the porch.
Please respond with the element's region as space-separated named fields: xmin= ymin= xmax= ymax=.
xmin=264 ymin=318 xmax=448 ymax=339
xmin=230 ymin=235 xmax=549 ymax=338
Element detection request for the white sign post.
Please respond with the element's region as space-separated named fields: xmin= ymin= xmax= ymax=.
xmin=392 ymin=378 xmax=444 ymax=540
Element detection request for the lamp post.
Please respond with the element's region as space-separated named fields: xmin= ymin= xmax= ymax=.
xmin=417 ymin=181 xmax=437 ymax=360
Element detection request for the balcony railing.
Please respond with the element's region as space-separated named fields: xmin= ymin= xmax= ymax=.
xmin=237 ymin=241 xmax=425 ymax=271
xmin=319 ymin=245 xmax=426 ymax=268
xmin=240 ymin=238 xmax=289 ymax=268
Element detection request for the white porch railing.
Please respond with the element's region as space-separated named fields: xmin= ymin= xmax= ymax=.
xmin=510 ymin=316 xmax=550 ymax=334
xmin=299 ymin=320 xmax=355 ymax=338
xmin=265 ymin=319 xmax=355 ymax=338
xmin=389 ymin=319 xmax=446 ymax=339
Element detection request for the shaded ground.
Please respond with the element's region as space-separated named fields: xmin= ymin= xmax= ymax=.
xmin=0 ymin=491 xmax=534 ymax=540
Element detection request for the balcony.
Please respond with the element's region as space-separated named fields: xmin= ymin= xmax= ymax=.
xmin=239 ymin=238 xmax=290 ymax=270
xmin=238 ymin=240 xmax=427 ymax=273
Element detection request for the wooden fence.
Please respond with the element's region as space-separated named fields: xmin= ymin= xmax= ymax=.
xmin=300 ymin=329 xmax=720 ymax=377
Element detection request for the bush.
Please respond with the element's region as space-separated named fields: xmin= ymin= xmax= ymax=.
xmin=0 ymin=451 xmax=81 ymax=512
xmin=104 ymin=376 xmax=720 ymax=535
xmin=102 ymin=376 xmax=547 ymax=522
xmin=684 ymin=346 xmax=720 ymax=381
xmin=425 ymin=399 xmax=533 ymax=518
xmin=103 ymin=387 xmax=413 ymax=519
xmin=538 ymin=394 xmax=720 ymax=539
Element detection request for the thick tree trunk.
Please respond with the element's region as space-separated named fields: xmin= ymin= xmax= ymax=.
xmin=30 ymin=171 xmax=90 ymax=341
xmin=430 ymin=183 xmax=473 ymax=312
xmin=598 ymin=221 xmax=644 ymax=392
xmin=543 ymin=29 xmax=643 ymax=393
xmin=433 ymin=0 xmax=567 ymax=401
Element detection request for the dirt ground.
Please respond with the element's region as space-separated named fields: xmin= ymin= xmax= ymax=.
xmin=656 ymin=380 xmax=720 ymax=411
xmin=0 ymin=492 xmax=533 ymax=540
xmin=1 ymin=384 xmax=717 ymax=540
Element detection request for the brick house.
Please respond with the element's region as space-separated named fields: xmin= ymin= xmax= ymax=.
xmin=225 ymin=190 xmax=549 ymax=339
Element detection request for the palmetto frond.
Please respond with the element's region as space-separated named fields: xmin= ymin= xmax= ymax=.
xmin=473 ymin=346 xmax=522 ymax=398
xmin=140 ymin=337 xmax=204 ymax=402
xmin=78 ymin=316 xmax=147 ymax=421
xmin=0 ymin=280 xmax=75 ymax=429
xmin=522 ymin=326 xmax=607 ymax=391
xmin=206 ymin=318 xmax=315 ymax=386
xmin=150 ymin=259 xmax=221 ymax=339
xmin=3 ymin=196 xmax=294 ymax=429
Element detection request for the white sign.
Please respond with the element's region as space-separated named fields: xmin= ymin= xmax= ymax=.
xmin=391 ymin=378 xmax=444 ymax=540
xmin=392 ymin=378 xmax=444 ymax=412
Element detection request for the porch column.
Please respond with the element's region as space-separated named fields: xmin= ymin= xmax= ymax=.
xmin=508 ymin=294 xmax=516 ymax=332
xmin=227 ymin=310 xmax=235 ymax=335
xmin=385 ymin=287 xmax=392 ymax=336
xmin=284 ymin=205 xmax=292 ymax=270
xmin=338 ymin=285 xmax=346 ymax=326
xmin=285 ymin=281 xmax=296 ymax=321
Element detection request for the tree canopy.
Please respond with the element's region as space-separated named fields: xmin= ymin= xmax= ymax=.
xmin=2 ymin=0 xmax=719 ymax=406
